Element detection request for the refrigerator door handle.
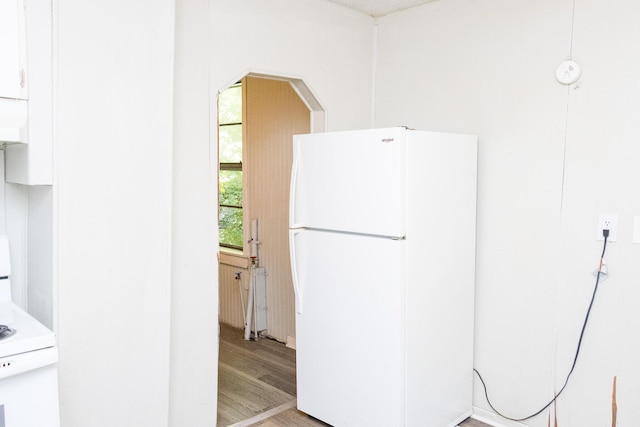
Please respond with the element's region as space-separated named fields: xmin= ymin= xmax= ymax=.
xmin=289 ymin=229 xmax=303 ymax=314
xmin=289 ymin=145 xmax=300 ymax=229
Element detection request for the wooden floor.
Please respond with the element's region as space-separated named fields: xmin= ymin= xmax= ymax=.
xmin=217 ymin=323 xmax=490 ymax=427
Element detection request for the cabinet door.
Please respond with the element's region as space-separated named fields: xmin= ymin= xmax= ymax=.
xmin=5 ymin=0 xmax=53 ymax=185
xmin=0 ymin=0 xmax=27 ymax=99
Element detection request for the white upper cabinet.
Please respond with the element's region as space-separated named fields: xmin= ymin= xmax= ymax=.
xmin=0 ymin=0 xmax=27 ymax=100
xmin=4 ymin=0 xmax=53 ymax=185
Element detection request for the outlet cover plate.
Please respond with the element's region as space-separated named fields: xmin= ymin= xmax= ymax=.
xmin=597 ymin=213 xmax=618 ymax=242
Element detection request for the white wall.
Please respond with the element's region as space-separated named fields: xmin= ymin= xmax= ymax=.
xmin=54 ymin=1 xmax=175 ymax=426
xmin=1 ymin=159 xmax=53 ymax=329
xmin=167 ymin=0 xmax=376 ymax=422
xmin=1 ymin=182 xmax=53 ymax=327
xmin=3 ymin=182 xmax=28 ymax=308
xmin=376 ymin=1 xmax=640 ymax=426
xmin=170 ymin=0 xmax=218 ymax=425
xmin=210 ymin=0 xmax=375 ymax=132
xmin=26 ymin=185 xmax=53 ymax=327
xmin=0 ymin=153 xmax=26 ymax=311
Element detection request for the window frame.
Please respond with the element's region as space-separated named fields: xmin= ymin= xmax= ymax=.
xmin=218 ymin=82 xmax=244 ymax=252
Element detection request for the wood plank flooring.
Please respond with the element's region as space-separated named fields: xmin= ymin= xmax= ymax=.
xmin=217 ymin=323 xmax=490 ymax=427
xmin=217 ymin=323 xmax=301 ymax=426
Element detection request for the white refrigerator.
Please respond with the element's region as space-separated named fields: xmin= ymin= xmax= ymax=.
xmin=289 ymin=127 xmax=478 ymax=427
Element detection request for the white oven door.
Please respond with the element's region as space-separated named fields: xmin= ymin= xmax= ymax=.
xmin=0 ymin=362 xmax=59 ymax=427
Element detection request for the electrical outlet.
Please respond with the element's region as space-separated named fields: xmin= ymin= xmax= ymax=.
xmin=597 ymin=213 xmax=618 ymax=241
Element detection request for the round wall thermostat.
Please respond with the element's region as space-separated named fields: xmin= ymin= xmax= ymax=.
xmin=556 ymin=60 xmax=581 ymax=85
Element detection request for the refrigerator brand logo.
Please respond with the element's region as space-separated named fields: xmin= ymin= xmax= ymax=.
xmin=381 ymin=137 xmax=395 ymax=143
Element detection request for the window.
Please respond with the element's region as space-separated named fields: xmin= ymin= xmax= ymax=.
xmin=218 ymin=82 xmax=243 ymax=250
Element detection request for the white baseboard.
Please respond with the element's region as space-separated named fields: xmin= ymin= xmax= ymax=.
xmin=472 ymin=407 xmax=531 ymax=427
xmin=286 ymin=335 xmax=296 ymax=350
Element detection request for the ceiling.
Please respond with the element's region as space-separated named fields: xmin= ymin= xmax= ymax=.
xmin=322 ymin=0 xmax=437 ymax=17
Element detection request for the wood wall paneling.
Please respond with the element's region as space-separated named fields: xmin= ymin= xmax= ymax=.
xmin=219 ymin=77 xmax=310 ymax=342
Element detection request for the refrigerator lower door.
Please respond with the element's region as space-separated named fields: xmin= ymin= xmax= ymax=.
xmin=290 ymin=229 xmax=406 ymax=427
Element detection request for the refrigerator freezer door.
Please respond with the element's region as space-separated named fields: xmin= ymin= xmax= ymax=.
xmin=290 ymin=228 xmax=406 ymax=427
xmin=290 ymin=127 xmax=407 ymax=237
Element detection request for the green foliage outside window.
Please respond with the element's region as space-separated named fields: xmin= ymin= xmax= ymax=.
xmin=219 ymin=170 xmax=243 ymax=248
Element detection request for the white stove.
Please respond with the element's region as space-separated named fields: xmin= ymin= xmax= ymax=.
xmin=0 ymin=235 xmax=60 ymax=427
xmin=0 ymin=304 xmax=58 ymax=375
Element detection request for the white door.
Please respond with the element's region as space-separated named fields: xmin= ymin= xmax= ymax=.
xmin=290 ymin=228 xmax=406 ymax=427
xmin=290 ymin=127 xmax=407 ymax=237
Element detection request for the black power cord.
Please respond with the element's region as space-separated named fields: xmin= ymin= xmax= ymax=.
xmin=474 ymin=229 xmax=610 ymax=422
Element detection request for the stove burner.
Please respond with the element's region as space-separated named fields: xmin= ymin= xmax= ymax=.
xmin=0 ymin=324 xmax=15 ymax=340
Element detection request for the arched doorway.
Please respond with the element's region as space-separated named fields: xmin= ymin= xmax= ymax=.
xmin=216 ymin=73 xmax=326 ymax=426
